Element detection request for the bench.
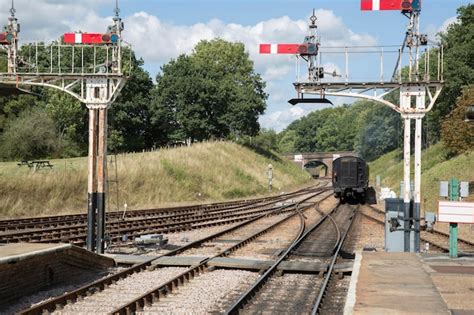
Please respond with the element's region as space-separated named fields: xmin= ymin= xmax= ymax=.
xmin=30 ymin=160 xmax=53 ymax=170
xmin=17 ymin=160 xmax=30 ymax=167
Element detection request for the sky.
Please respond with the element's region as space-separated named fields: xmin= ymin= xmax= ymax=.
xmin=0 ymin=0 xmax=469 ymax=131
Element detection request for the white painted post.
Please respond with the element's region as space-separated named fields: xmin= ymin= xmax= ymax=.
xmin=414 ymin=91 xmax=425 ymax=252
xmin=401 ymin=88 xmax=412 ymax=252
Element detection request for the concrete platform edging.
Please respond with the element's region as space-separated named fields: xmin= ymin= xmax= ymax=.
xmin=344 ymin=250 xmax=362 ymax=315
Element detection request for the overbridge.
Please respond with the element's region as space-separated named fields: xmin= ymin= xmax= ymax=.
xmin=283 ymin=151 xmax=357 ymax=178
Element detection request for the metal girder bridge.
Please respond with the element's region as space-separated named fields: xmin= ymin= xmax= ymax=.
xmin=0 ymin=0 xmax=130 ymax=254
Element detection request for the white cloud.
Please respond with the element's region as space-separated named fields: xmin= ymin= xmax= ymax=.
xmin=0 ymin=0 xmax=112 ymax=42
xmin=259 ymin=106 xmax=312 ymax=132
xmin=425 ymin=15 xmax=458 ymax=42
xmin=1 ymin=2 xmax=377 ymax=132
xmin=122 ymin=9 xmax=376 ymax=76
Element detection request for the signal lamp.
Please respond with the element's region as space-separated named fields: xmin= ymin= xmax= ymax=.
xmin=317 ymin=67 xmax=325 ymax=78
xmin=298 ymin=44 xmax=308 ymax=54
xmin=419 ymin=34 xmax=428 ymax=46
xmin=0 ymin=32 xmax=13 ymax=44
xmin=401 ymin=0 xmax=412 ymax=11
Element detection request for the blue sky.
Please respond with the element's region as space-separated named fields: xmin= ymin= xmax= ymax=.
xmin=1 ymin=0 xmax=470 ymax=131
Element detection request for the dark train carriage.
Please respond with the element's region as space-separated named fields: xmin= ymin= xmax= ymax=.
xmin=332 ymin=156 xmax=376 ymax=204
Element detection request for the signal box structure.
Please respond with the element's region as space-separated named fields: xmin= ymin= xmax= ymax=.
xmin=260 ymin=1 xmax=443 ymax=252
xmin=0 ymin=1 xmax=130 ymax=254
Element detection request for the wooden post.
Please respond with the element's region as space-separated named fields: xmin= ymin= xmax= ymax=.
xmin=96 ymin=108 xmax=108 ymax=253
xmin=86 ymin=108 xmax=98 ymax=252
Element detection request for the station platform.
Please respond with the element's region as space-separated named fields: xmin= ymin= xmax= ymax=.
xmin=0 ymin=243 xmax=114 ymax=309
xmin=345 ymin=251 xmax=474 ymax=315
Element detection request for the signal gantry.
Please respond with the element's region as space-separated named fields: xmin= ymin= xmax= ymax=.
xmin=0 ymin=0 xmax=130 ymax=254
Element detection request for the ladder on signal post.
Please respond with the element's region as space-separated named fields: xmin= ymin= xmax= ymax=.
xmin=107 ymin=153 xmax=120 ymax=213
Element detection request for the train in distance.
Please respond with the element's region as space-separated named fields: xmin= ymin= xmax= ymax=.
xmin=332 ymin=156 xmax=377 ymax=205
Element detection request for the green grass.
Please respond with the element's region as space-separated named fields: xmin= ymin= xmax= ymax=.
xmin=369 ymin=142 xmax=474 ymax=214
xmin=0 ymin=141 xmax=312 ymax=219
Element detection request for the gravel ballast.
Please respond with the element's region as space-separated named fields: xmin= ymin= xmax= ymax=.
xmin=140 ymin=269 xmax=258 ymax=314
xmin=53 ymin=267 xmax=187 ymax=315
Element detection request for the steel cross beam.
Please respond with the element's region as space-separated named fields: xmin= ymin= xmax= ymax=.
xmin=0 ymin=74 xmax=126 ymax=107
xmin=293 ymin=81 xmax=443 ymax=114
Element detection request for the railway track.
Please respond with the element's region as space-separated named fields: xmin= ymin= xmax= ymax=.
xmin=0 ymin=185 xmax=321 ymax=232
xmin=361 ymin=204 xmax=474 ymax=253
xmin=0 ymin=186 xmax=325 ymax=244
xmin=225 ymin=203 xmax=357 ymax=314
xmin=18 ymin=189 xmax=331 ymax=315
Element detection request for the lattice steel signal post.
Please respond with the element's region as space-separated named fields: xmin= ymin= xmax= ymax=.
xmin=260 ymin=0 xmax=444 ymax=252
xmin=0 ymin=1 xmax=130 ymax=253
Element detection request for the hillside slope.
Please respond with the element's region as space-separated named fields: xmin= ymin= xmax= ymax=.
xmin=0 ymin=141 xmax=312 ymax=219
xmin=369 ymin=143 xmax=473 ymax=212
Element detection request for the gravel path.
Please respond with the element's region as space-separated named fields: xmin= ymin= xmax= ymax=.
xmin=53 ymin=267 xmax=187 ymax=315
xmin=140 ymin=269 xmax=258 ymax=314
xmin=241 ymin=274 xmax=322 ymax=315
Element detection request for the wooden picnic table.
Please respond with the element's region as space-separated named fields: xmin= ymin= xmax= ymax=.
xmin=17 ymin=160 xmax=53 ymax=170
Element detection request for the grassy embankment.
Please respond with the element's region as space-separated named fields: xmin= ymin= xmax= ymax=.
xmin=0 ymin=141 xmax=312 ymax=219
xmin=369 ymin=143 xmax=474 ymax=240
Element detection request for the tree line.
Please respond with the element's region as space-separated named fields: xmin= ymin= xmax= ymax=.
xmin=0 ymin=39 xmax=267 ymax=160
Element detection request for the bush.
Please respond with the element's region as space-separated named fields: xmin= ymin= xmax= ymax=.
xmin=0 ymin=108 xmax=59 ymax=160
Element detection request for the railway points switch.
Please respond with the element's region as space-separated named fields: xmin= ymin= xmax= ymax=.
xmin=134 ymin=234 xmax=168 ymax=246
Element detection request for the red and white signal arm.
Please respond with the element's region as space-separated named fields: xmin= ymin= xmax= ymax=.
xmin=361 ymin=0 xmax=421 ymax=11
xmin=259 ymin=43 xmax=318 ymax=55
xmin=438 ymin=201 xmax=474 ymax=224
xmin=64 ymin=33 xmax=119 ymax=45
xmin=260 ymin=44 xmax=302 ymax=54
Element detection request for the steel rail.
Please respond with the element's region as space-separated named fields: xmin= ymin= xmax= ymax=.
xmin=18 ymin=190 xmax=328 ymax=315
xmin=225 ymin=201 xmax=341 ymax=315
xmin=0 ymin=190 xmax=308 ymax=232
xmin=0 ymin=184 xmax=322 ymax=231
xmin=109 ymin=192 xmax=326 ymax=315
xmin=311 ymin=206 xmax=356 ymax=314
xmin=1 ymin=189 xmax=326 ymax=243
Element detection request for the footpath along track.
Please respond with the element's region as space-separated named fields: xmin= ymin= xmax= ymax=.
xmin=361 ymin=204 xmax=474 ymax=253
xmin=18 ymin=189 xmax=331 ymax=315
xmin=0 ymin=186 xmax=323 ymax=244
xmin=225 ymin=203 xmax=356 ymax=315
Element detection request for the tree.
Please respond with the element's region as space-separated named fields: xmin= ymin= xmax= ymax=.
xmin=426 ymin=5 xmax=474 ymax=142
xmin=441 ymin=85 xmax=474 ymax=155
xmin=43 ymin=89 xmax=86 ymax=156
xmin=152 ymin=39 xmax=267 ymax=143
xmin=251 ymin=129 xmax=278 ymax=152
xmin=278 ymin=129 xmax=298 ymax=153
xmin=108 ymin=53 xmax=154 ymax=152
xmin=0 ymin=107 xmax=59 ymax=160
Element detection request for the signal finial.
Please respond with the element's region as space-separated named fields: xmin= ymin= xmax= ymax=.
xmin=10 ymin=0 xmax=16 ymax=17
xmin=310 ymin=8 xmax=317 ymax=28
xmin=114 ymin=0 xmax=120 ymax=19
